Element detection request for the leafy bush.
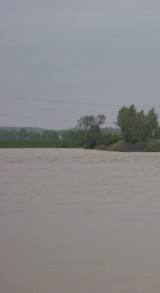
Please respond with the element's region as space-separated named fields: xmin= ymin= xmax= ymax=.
xmin=103 ymin=133 xmax=121 ymax=146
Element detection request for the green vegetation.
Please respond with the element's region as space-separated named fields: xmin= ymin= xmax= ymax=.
xmin=145 ymin=142 xmax=160 ymax=152
xmin=1 ymin=105 xmax=160 ymax=151
xmin=76 ymin=114 xmax=106 ymax=131
xmin=0 ymin=141 xmax=56 ymax=148
xmin=116 ymin=105 xmax=158 ymax=142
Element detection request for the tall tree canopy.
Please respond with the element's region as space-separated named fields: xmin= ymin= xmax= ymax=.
xmin=76 ymin=114 xmax=106 ymax=148
xmin=116 ymin=105 xmax=158 ymax=142
xmin=76 ymin=114 xmax=106 ymax=131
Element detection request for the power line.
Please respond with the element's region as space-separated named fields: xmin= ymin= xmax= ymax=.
xmin=1 ymin=94 xmax=160 ymax=108
xmin=0 ymin=113 xmax=116 ymax=124
xmin=0 ymin=94 xmax=121 ymax=106
xmin=0 ymin=113 xmax=75 ymax=122
xmin=1 ymin=102 xmax=159 ymax=122
xmin=0 ymin=102 xmax=116 ymax=115
xmin=1 ymin=93 xmax=159 ymax=128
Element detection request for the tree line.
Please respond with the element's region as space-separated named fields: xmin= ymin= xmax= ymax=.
xmin=0 ymin=105 xmax=160 ymax=149
xmin=0 ymin=128 xmax=59 ymax=142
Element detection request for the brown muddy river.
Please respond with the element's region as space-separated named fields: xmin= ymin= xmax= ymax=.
xmin=0 ymin=148 xmax=160 ymax=293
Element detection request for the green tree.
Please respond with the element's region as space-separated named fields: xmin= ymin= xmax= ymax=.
xmin=27 ymin=131 xmax=41 ymax=141
xmin=76 ymin=114 xmax=106 ymax=131
xmin=154 ymin=127 xmax=160 ymax=139
xmin=42 ymin=130 xmax=59 ymax=141
xmin=136 ymin=108 xmax=158 ymax=141
xmin=61 ymin=129 xmax=86 ymax=148
xmin=18 ymin=128 xmax=27 ymax=141
xmin=75 ymin=114 xmax=106 ymax=148
xmin=146 ymin=108 xmax=158 ymax=139
xmin=0 ymin=130 xmax=17 ymax=141
xmin=116 ymin=105 xmax=137 ymax=142
xmin=116 ymin=105 xmax=159 ymax=142
xmin=85 ymin=125 xmax=102 ymax=149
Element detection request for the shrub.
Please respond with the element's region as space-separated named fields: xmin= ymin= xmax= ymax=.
xmin=104 ymin=133 xmax=121 ymax=146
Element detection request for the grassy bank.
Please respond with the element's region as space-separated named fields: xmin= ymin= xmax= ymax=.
xmin=1 ymin=140 xmax=160 ymax=152
xmin=0 ymin=141 xmax=60 ymax=148
xmin=145 ymin=143 xmax=160 ymax=152
xmin=98 ymin=140 xmax=160 ymax=152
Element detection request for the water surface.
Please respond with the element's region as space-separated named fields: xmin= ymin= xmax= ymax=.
xmin=0 ymin=149 xmax=160 ymax=293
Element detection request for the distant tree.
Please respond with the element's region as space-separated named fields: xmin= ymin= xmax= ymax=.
xmin=75 ymin=114 xmax=106 ymax=148
xmin=27 ymin=131 xmax=41 ymax=141
xmin=42 ymin=130 xmax=59 ymax=141
xmin=76 ymin=114 xmax=106 ymax=131
xmin=136 ymin=108 xmax=158 ymax=141
xmin=116 ymin=105 xmax=137 ymax=142
xmin=154 ymin=126 xmax=160 ymax=139
xmin=85 ymin=125 xmax=102 ymax=149
xmin=0 ymin=130 xmax=17 ymax=141
xmin=94 ymin=114 xmax=106 ymax=127
xmin=116 ymin=105 xmax=159 ymax=142
xmin=18 ymin=128 xmax=27 ymax=141
xmin=146 ymin=108 xmax=159 ymax=139
xmin=61 ymin=129 xmax=86 ymax=147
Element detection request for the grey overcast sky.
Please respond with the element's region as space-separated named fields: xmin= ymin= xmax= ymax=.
xmin=0 ymin=0 xmax=160 ymax=129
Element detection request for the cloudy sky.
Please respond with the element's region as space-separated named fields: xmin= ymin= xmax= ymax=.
xmin=1 ymin=0 xmax=160 ymax=129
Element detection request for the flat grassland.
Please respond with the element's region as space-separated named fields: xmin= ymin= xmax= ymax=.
xmin=0 ymin=149 xmax=160 ymax=293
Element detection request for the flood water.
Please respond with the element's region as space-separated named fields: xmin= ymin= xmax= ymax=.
xmin=0 ymin=148 xmax=160 ymax=293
